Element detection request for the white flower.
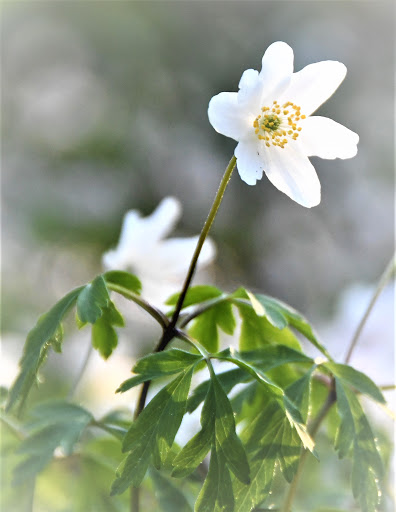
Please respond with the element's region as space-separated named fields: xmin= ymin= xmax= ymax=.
xmin=102 ymin=197 xmax=216 ymax=305
xmin=208 ymin=42 xmax=359 ymax=207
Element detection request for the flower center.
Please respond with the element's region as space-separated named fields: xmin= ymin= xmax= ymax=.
xmin=253 ymin=100 xmax=306 ymax=149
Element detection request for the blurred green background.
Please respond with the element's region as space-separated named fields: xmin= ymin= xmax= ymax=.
xmin=1 ymin=1 xmax=394 ymax=510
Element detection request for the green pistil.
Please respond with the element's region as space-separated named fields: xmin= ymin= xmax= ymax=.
xmin=261 ymin=114 xmax=281 ymax=131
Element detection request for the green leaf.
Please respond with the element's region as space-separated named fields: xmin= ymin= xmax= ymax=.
xmin=186 ymin=368 xmax=248 ymax=414
xmin=13 ymin=401 xmax=93 ymax=483
xmin=214 ymin=351 xmax=315 ymax=453
xmin=133 ymin=349 xmax=202 ymax=378
xmin=189 ymin=301 xmax=236 ymax=353
xmin=77 ymin=275 xmax=110 ymax=324
xmin=171 ymin=423 xmax=213 ymax=478
xmin=325 ymin=362 xmax=385 ymax=404
xmin=233 ymin=289 xmax=331 ymax=359
xmin=260 ymin=295 xmax=331 ymax=359
xmin=91 ymin=301 xmax=124 ymax=359
xmin=103 ymin=270 xmax=142 ymax=295
xmin=165 ymin=285 xmax=222 ymax=307
xmin=240 ymin=345 xmax=312 ymax=370
xmin=285 ymin=369 xmax=315 ymax=424
xmin=6 ymin=287 xmax=83 ymax=412
xmin=233 ymin=402 xmax=283 ymax=511
xmin=211 ymin=375 xmax=250 ymax=484
xmin=92 ymin=316 xmax=118 ymax=360
xmin=334 ymin=378 xmax=384 ymax=512
xmin=111 ymin=368 xmax=194 ymax=495
xmin=150 ymin=467 xmax=192 ymax=512
xmin=195 ymin=445 xmax=234 ymax=512
xmin=235 ymin=301 xmax=302 ymax=352
xmin=116 ymin=349 xmax=203 ymax=393
xmin=245 ymin=290 xmax=288 ymax=329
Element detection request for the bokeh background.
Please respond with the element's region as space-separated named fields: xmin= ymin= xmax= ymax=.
xmin=1 ymin=0 xmax=394 ymax=509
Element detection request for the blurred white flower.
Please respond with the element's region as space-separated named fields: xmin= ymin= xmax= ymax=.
xmin=208 ymin=41 xmax=359 ymax=207
xmin=102 ymin=197 xmax=216 ymax=305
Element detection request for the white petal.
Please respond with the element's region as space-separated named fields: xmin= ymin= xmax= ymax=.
xmin=298 ymin=116 xmax=359 ymax=159
xmin=119 ymin=197 xmax=181 ymax=250
xmin=102 ymin=248 xmax=130 ymax=271
xmin=238 ymin=69 xmax=260 ymax=96
xmin=280 ymin=61 xmax=347 ymax=116
xmin=149 ymin=237 xmax=216 ymax=278
xmin=208 ymin=92 xmax=251 ymax=141
xmin=235 ymin=140 xmax=264 ymax=185
xmin=264 ymin=145 xmax=321 ymax=207
xmin=259 ymin=41 xmax=294 ymax=102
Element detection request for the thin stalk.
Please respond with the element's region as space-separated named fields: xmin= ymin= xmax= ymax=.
xmin=134 ymin=155 xmax=236 ymax=417
xmin=67 ymin=342 xmax=93 ymax=399
xmin=107 ymin=283 xmax=170 ymax=329
xmin=344 ymin=252 xmax=396 ymax=364
xmin=168 ymin=154 xmax=237 ymax=334
xmin=281 ymin=383 xmax=337 ymax=512
xmin=131 ymin=155 xmax=236 ymax=512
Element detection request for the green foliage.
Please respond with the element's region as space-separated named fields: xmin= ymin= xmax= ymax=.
xmin=6 ymin=286 xmax=84 ymax=412
xmin=324 ymin=362 xmax=385 ymax=404
xmin=166 ymin=285 xmax=223 ymax=308
xmin=111 ymin=362 xmax=198 ymax=495
xmin=77 ymin=275 xmax=110 ymax=324
xmin=189 ymin=301 xmax=236 ymax=352
xmin=13 ymin=401 xmax=93 ymax=483
xmin=175 ymin=371 xmax=250 ymax=511
xmin=117 ymin=349 xmax=202 ymax=393
xmin=103 ymin=270 xmax=142 ymax=295
xmin=231 ymin=288 xmax=332 ymax=358
xmin=92 ymin=301 xmax=125 ymax=359
xmin=3 ymin=278 xmax=390 ymax=512
xmin=334 ymin=379 xmax=384 ymax=512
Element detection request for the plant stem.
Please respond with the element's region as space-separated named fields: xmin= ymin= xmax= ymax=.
xmin=344 ymin=252 xmax=395 ymax=364
xmin=281 ymin=383 xmax=337 ymax=512
xmin=168 ymin=155 xmax=237 ymax=333
xmin=67 ymin=342 xmax=93 ymax=399
xmin=130 ymin=155 xmax=236 ymax=512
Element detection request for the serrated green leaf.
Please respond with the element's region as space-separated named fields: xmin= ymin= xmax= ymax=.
xmin=233 ymin=402 xmax=283 ymax=511
xmin=211 ymin=375 xmax=250 ymax=484
xmin=235 ymin=301 xmax=302 ymax=352
xmin=150 ymin=467 xmax=192 ymax=512
xmin=189 ymin=300 xmax=236 ymax=353
xmin=77 ymin=276 xmax=110 ymax=324
xmin=91 ymin=300 xmax=124 ymax=359
xmin=49 ymin=323 xmax=64 ymax=353
xmin=111 ymin=368 xmax=194 ymax=495
xmin=195 ymin=445 xmax=234 ymax=512
xmin=166 ymin=285 xmax=222 ymax=307
xmin=285 ymin=369 xmax=315 ymax=424
xmin=172 ymin=424 xmax=212 ymax=478
xmin=6 ymin=287 xmax=83 ymax=412
xmin=134 ymin=349 xmax=203 ymax=378
xmin=246 ymin=290 xmax=288 ymax=329
xmin=233 ymin=289 xmax=331 ymax=359
xmin=106 ymin=301 xmax=125 ymax=327
xmin=13 ymin=401 xmax=93 ymax=483
xmin=92 ymin=317 xmax=118 ymax=359
xmin=265 ymin=296 xmax=331 ymax=359
xmin=325 ymin=362 xmax=385 ymax=404
xmin=116 ymin=374 xmax=152 ymax=393
xmin=334 ymin=378 xmax=384 ymax=512
xmin=240 ymin=345 xmax=312 ymax=370
xmin=117 ymin=349 xmax=202 ymax=393
xmin=186 ymin=368 xmax=249 ymax=414
xmin=103 ymin=270 xmax=142 ymax=295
